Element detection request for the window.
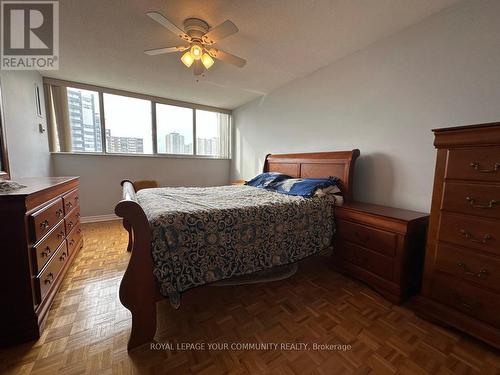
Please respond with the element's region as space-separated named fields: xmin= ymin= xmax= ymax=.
xmin=44 ymin=80 xmax=231 ymax=158
xmin=66 ymin=87 xmax=102 ymax=152
xmin=103 ymin=94 xmax=152 ymax=154
xmin=156 ymin=104 xmax=193 ymax=155
xmin=196 ymin=110 xmax=230 ymax=157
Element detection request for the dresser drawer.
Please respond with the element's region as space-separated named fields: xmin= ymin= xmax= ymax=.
xmin=67 ymin=223 xmax=82 ymax=255
xmin=431 ymin=273 xmax=500 ymax=329
xmin=337 ymin=220 xmax=397 ymax=256
xmin=335 ymin=240 xmax=394 ymax=280
xmin=65 ymin=205 xmax=81 ymax=234
xmin=30 ymin=198 xmax=65 ymax=243
xmin=442 ymin=182 xmax=499 ymax=219
xmin=446 ymin=147 xmax=500 ymax=182
xmin=63 ymin=189 xmax=79 ymax=215
xmin=36 ymin=241 xmax=69 ymax=302
xmin=438 ymin=213 xmax=499 ymax=255
xmin=435 ymin=243 xmax=500 ymax=293
xmin=32 ymin=220 xmax=66 ymax=274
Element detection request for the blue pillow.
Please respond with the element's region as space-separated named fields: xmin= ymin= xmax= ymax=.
xmin=271 ymin=177 xmax=339 ymax=198
xmin=245 ymin=172 xmax=291 ymax=188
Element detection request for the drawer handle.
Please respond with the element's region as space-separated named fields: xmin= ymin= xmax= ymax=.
xmin=75 ymin=196 xmax=79 ymax=202
xmin=459 ymin=229 xmax=493 ymax=244
xmin=41 ymin=246 xmax=51 ymax=257
xmin=69 ymin=239 xmax=75 ymax=246
xmin=60 ymin=252 xmax=67 ymax=262
xmin=456 ymin=261 xmax=490 ymax=279
xmin=55 ymin=208 xmax=63 ymax=218
xmin=470 ymin=162 xmax=499 ymax=173
xmin=40 ymin=220 xmax=50 ymax=230
xmin=57 ymin=230 xmax=65 ymax=239
xmin=44 ymin=272 xmax=54 ymax=285
xmin=66 ymin=202 xmax=73 ymax=209
xmin=465 ymin=197 xmax=498 ymax=209
xmin=68 ymin=221 xmax=74 ymax=229
xmin=354 ymin=231 xmax=370 ymax=243
xmin=76 ymin=212 xmax=81 ymax=218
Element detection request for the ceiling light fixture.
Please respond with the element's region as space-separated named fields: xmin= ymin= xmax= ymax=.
xmin=181 ymin=51 xmax=195 ymax=67
xmin=145 ymin=13 xmax=247 ymax=76
xmin=201 ymin=53 xmax=214 ymax=69
xmin=190 ymin=44 xmax=203 ymax=60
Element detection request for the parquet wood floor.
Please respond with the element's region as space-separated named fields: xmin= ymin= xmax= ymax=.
xmin=1 ymin=221 xmax=499 ymax=374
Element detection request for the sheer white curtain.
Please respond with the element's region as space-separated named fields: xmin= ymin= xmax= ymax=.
xmin=217 ymin=113 xmax=231 ymax=159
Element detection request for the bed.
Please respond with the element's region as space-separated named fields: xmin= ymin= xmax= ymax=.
xmin=115 ymin=150 xmax=360 ymax=350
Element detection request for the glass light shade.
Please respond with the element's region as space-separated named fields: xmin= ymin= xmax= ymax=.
xmin=181 ymin=51 xmax=194 ymax=67
xmin=190 ymin=44 xmax=203 ymax=60
xmin=201 ymin=53 xmax=214 ymax=69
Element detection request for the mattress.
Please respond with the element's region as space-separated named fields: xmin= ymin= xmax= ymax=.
xmin=137 ymin=185 xmax=336 ymax=307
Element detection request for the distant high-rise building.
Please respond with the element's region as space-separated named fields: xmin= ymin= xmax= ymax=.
xmin=67 ymin=88 xmax=102 ymax=152
xmin=106 ymin=129 xmax=144 ymax=153
xmin=196 ymin=137 xmax=218 ymax=156
xmin=165 ymin=132 xmax=184 ymax=154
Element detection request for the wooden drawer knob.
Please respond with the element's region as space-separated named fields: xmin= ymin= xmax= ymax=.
xmin=40 ymin=220 xmax=50 ymax=230
xmin=41 ymin=246 xmax=51 ymax=257
xmin=56 ymin=208 xmax=63 ymax=218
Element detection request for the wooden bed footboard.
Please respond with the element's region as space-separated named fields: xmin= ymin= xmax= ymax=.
xmin=115 ymin=180 xmax=158 ymax=350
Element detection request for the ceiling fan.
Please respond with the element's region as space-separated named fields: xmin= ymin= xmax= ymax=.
xmin=145 ymin=12 xmax=247 ymax=75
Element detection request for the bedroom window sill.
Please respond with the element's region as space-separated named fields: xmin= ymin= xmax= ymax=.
xmin=50 ymin=152 xmax=231 ymax=160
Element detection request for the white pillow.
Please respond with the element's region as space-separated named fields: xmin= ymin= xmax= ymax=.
xmin=314 ymin=185 xmax=341 ymax=197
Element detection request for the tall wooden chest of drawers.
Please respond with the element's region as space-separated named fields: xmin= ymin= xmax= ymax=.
xmin=0 ymin=177 xmax=82 ymax=346
xmin=414 ymin=122 xmax=500 ymax=349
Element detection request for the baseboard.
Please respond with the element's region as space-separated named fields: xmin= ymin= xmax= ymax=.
xmin=80 ymin=214 xmax=121 ymax=223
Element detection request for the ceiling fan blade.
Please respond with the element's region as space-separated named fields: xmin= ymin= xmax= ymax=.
xmin=146 ymin=11 xmax=190 ymax=41
xmin=193 ymin=60 xmax=206 ymax=76
xmin=208 ymin=48 xmax=246 ymax=68
xmin=202 ymin=20 xmax=238 ymax=44
xmin=144 ymin=46 xmax=188 ymax=55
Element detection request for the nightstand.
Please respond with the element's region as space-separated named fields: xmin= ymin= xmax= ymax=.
xmin=333 ymin=202 xmax=429 ymax=304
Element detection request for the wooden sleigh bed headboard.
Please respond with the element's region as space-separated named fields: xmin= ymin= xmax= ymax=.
xmin=263 ymin=150 xmax=360 ymax=201
xmin=115 ymin=149 xmax=360 ymax=350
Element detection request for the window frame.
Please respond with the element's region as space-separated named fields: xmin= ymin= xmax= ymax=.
xmin=44 ymin=77 xmax=232 ymax=159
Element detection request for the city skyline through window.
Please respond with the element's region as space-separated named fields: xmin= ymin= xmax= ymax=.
xmin=56 ymin=82 xmax=231 ymax=158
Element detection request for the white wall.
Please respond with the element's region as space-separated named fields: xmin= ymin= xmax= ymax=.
xmin=1 ymin=71 xmax=52 ymax=178
xmin=232 ymin=0 xmax=500 ymax=213
xmin=52 ymin=154 xmax=230 ymax=217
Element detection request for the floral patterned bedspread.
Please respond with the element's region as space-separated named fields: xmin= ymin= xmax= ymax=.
xmin=136 ymin=185 xmax=335 ymax=307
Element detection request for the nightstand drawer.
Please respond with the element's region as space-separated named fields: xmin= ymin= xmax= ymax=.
xmin=438 ymin=213 xmax=499 ymax=255
xmin=335 ymin=240 xmax=394 ymax=281
xmin=446 ymin=147 xmax=500 ymax=182
xmin=337 ymin=220 xmax=397 ymax=257
xmin=431 ymin=273 xmax=500 ymax=329
xmin=435 ymin=243 xmax=500 ymax=292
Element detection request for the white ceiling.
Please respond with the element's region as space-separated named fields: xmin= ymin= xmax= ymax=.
xmin=45 ymin=0 xmax=461 ymax=109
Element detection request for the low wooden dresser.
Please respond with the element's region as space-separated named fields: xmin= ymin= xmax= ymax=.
xmin=0 ymin=177 xmax=82 ymax=346
xmin=414 ymin=122 xmax=500 ymax=349
xmin=332 ymin=202 xmax=429 ymax=304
